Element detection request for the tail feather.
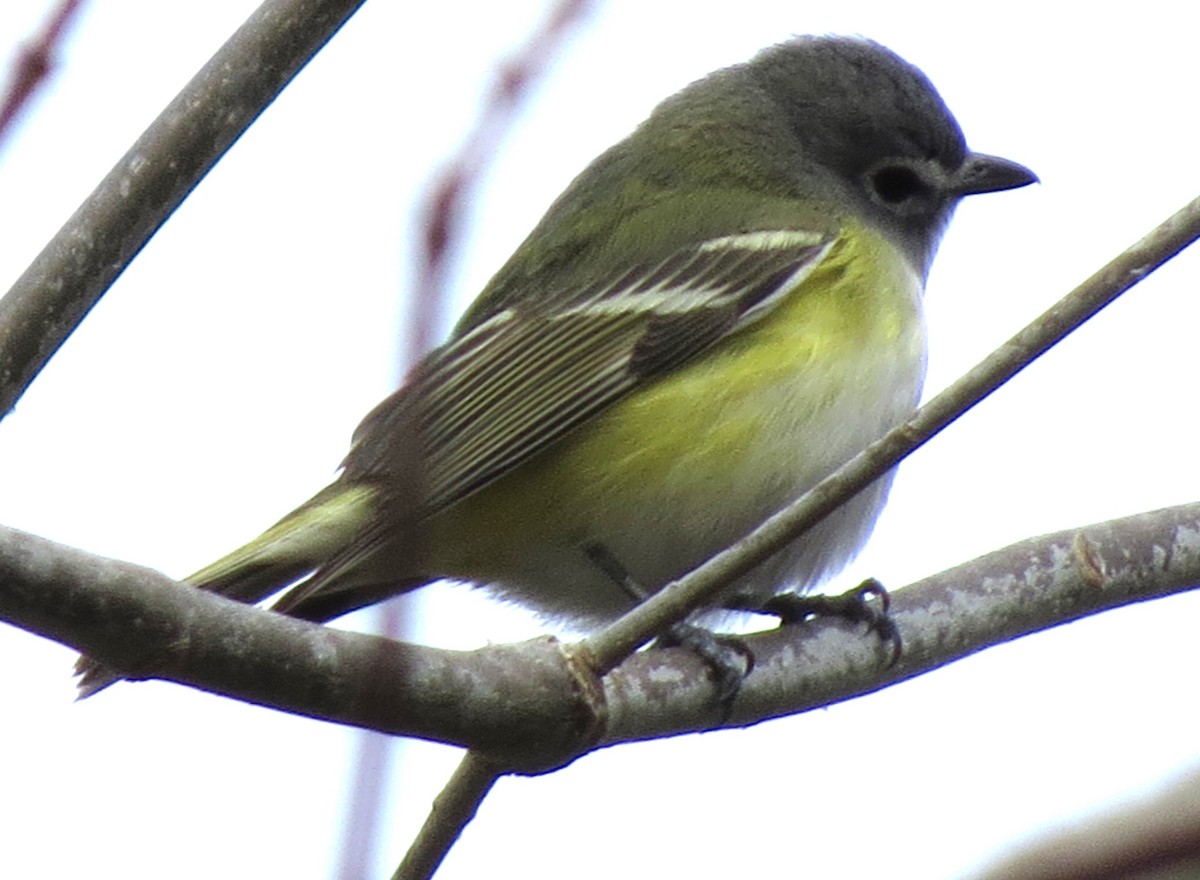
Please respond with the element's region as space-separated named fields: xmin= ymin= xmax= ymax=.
xmin=184 ymin=482 xmax=378 ymax=601
xmin=74 ymin=482 xmax=379 ymax=698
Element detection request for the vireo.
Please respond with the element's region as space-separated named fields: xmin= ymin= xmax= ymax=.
xmin=78 ymin=35 xmax=1034 ymax=694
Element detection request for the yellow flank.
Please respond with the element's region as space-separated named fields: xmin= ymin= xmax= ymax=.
xmin=426 ymin=221 xmax=925 ymax=618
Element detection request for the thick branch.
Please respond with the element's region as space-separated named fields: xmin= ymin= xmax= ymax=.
xmin=603 ymin=502 xmax=1200 ymax=743
xmin=2 ymin=502 xmax=1199 ymax=766
xmin=0 ymin=0 xmax=367 ymax=418
xmin=0 ymin=524 xmax=597 ymax=771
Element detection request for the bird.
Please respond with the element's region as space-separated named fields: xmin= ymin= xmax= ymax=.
xmin=77 ymin=35 xmax=1035 ymax=696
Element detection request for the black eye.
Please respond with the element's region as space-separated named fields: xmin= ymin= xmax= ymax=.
xmin=869 ymin=165 xmax=931 ymax=204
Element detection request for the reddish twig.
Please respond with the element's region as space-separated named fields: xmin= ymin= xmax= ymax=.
xmin=408 ymin=0 xmax=595 ymax=356
xmin=0 ymin=0 xmax=87 ymax=147
xmin=340 ymin=4 xmax=597 ymax=877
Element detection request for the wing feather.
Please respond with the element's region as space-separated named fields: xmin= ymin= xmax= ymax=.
xmin=348 ymin=230 xmax=834 ymax=512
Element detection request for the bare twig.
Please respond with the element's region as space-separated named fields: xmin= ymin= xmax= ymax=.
xmin=0 ymin=0 xmax=368 ymax=419
xmin=0 ymin=0 xmax=86 ymax=147
xmin=410 ymin=0 xmax=595 ymax=352
xmin=390 ymin=753 xmax=503 ymax=880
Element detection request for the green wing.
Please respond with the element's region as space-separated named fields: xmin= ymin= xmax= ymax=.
xmin=74 ymin=231 xmax=839 ymax=692
xmin=219 ymin=229 xmax=836 ymax=623
xmin=344 ymin=229 xmax=834 ymax=513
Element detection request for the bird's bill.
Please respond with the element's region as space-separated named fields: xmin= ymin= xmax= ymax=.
xmin=954 ymin=152 xmax=1038 ymax=196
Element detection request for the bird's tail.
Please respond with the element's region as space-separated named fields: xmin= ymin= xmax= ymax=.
xmin=73 ymin=481 xmax=379 ymax=698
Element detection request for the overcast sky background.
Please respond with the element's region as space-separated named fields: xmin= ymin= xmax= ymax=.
xmin=1 ymin=2 xmax=1198 ymax=878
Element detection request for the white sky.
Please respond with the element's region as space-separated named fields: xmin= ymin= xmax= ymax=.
xmin=1 ymin=2 xmax=1199 ymax=878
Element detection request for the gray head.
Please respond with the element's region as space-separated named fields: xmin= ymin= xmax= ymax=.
xmin=481 ymin=35 xmax=1036 ymax=319
xmin=743 ymin=36 xmax=1035 ymax=273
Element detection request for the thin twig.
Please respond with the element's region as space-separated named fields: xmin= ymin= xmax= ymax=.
xmin=0 ymin=0 xmax=368 ymax=419
xmin=0 ymin=0 xmax=86 ymax=147
xmin=390 ymin=753 xmax=503 ymax=880
xmin=409 ymin=0 xmax=595 ymax=352
xmin=582 ymin=193 xmax=1200 ymax=675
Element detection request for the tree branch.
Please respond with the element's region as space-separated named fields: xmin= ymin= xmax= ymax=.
xmin=0 ymin=522 xmax=598 ymax=770
xmin=3 ymin=500 xmax=1199 ymax=766
xmin=0 ymin=0 xmax=367 ymax=419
